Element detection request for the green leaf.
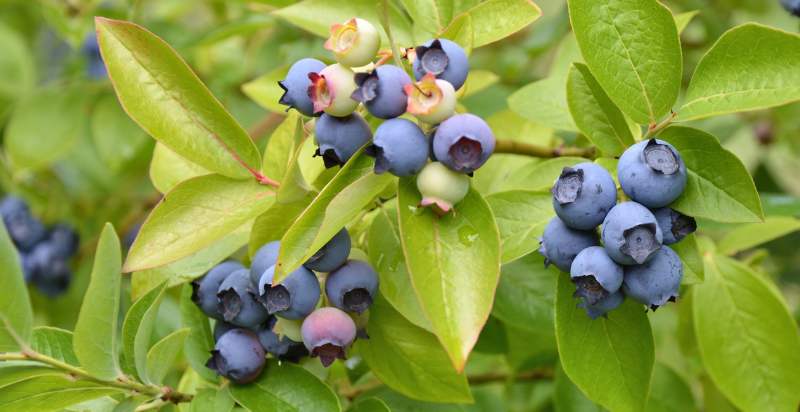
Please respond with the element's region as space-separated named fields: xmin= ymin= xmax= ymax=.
xmin=149 ymin=143 xmax=211 ymax=194
xmin=242 ymin=66 xmax=290 ymax=113
xmin=0 ymin=24 xmax=35 ymax=116
xmin=73 ymin=223 xmax=122 ymax=380
xmin=693 ymin=254 xmax=800 ymax=412
xmin=717 ymin=216 xmax=800 ymax=255
xmin=440 ymin=13 xmax=474 ymax=54
xmin=568 ymin=0 xmax=682 ymax=124
xmin=275 ymin=152 xmax=393 ymax=283
xmin=645 ymin=363 xmax=696 ymax=412
xmin=263 ymin=112 xmax=303 ymax=183
xmin=31 ymin=327 xmax=79 ymax=367
xmin=146 ymin=328 xmax=190 ymax=384
xmin=492 ymin=253 xmax=556 ymax=332
xmin=486 ymin=190 xmax=553 ymax=263
xmin=273 ymin=0 xmax=414 ymax=45
xmin=228 ymin=360 xmax=340 ymax=412
xmin=0 ymin=365 xmax=61 ymax=389
xmin=179 ymin=284 xmax=218 ymax=383
xmin=0 ymin=219 xmax=32 ymax=351
xmin=400 ymin=0 xmax=449 ymax=37
xmin=355 ymin=295 xmax=471 ymax=403
xmin=507 ymin=75 xmax=576 ymax=131
xmin=120 ymin=282 xmax=168 ymax=383
xmin=671 ymin=234 xmax=704 ymax=284
xmin=187 ymin=389 xmax=234 ymax=412
xmin=442 ymin=0 xmax=542 ymax=48
xmin=90 ymin=94 xmax=150 ymax=173
xmin=0 ymin=375 xmax=121 ymax=412
xmin=131 ymin=224 xmax=249 ymax=300
xmin=368 ymin=206 xmax=430 ymax=330
xmin=567 ymin=63 xmax=635 ymax=157
xmin=674 ymin=10 xmax=698 ymax=34
xmin=125 ymin=174 xmax=275 ymax=272
xmin=658 ymin=126 xmax=763 ymax=223
xmin=499 ymin=157 xmax=584 ymax=192
xmin=349 ymin=398 xmax=391 ymax=412
xmin=5 ymin=86 xmax=88 ymax=172
xmin=460 ymin=70 xmax=499 ymax=98
xmin=553 ymin=363 xmax=601 ymax=412
xmin=555 ymin=273 xmax=655 ymax=412
xmin=679 ymin=24 xmax=800 ymax=121
xmin=95 ymin=17 xmax=261 ymax=179
xmin=397 ymin=178 xmax=501 ymax=371
xmin=249 ymin=194 xmax=315 ymax=257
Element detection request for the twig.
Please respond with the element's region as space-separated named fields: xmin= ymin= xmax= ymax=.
xmin=494 ymin=139 xmax=596 ymax=159
xmin=644 ymin=111 xmax=676 ymax=139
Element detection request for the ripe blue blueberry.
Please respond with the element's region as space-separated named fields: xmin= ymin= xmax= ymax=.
xmin=314 ymin=113 xmax=372 ymax=168
xmin=602 ymin=202 xmax=663 ymax=265
xmin=301 ymin=307 xmax=357 ymax=367
xmin=47 ymin=224 xmax=79 ymax=259
xmin=217 ymin=268 xmax=269 ymax=328
xmin=324 ymin=18 xmax=381 ymax=68
xmin=0 ymin=196 xmax=47 ymax=252
xmin=309 ymin=64 xmax=359 ymax=116
xmin=213 ymin=320 xmax=236 ymax=341
xmin=256 ymin=316 xmax=309 ymax=362
xmin=325 ymin=260 xmax=379 ymax=314
xmin=652 ymin=208 xmax=697 ymax=245
xmin=578 ymin=290 xmax=624 ymax=320
xmin=539 ymin=217 xmax=600 ymax=273
xmin=82 ymin=33 xmax=107 ymax=79
xmin=123 ymin=222 xmax=141 ymax=250
xmin=304 ymin=229 xmax=351 ymax=273
xmin=412 ymin=39 xmax=469 ymax=90
xmin=623 ymin=246 xmax=683 ymax=310
xmin=351 ymin=65 xmax=411 ymax=119
xmin=570 ymin=246 xmax=623 ymax=305
xmin=258 ymin=265 xmax=320 ymax=320
xmin=192 ymin=261 xmax=245 ymax=320
xmin=781 ymin=0 xmax=800 ymax=16
xmin=551 ymin=162 xmax=617 ymax=230
xmin=27 ymin=242 xmax=72 ymax=297
xmin=206 ymin=328 xmax=265 ymax=384
xmin=416 ymin=161 xmax=470 ymax=215
xmin=278 ymin=58 xmax=326 ymax=116
xmin=250 ymin=241 xmax=281 ymax=286
xmin=432 ymin=114 xmax=495 ymax=173
xmin=366 ymin=118 xmax=429 ymax=177
xmin=618 ymin=139 xmax=687 ymax=208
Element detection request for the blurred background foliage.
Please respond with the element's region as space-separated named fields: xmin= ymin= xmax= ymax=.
xmin=0 ymin=0 xmax=799 ymax=407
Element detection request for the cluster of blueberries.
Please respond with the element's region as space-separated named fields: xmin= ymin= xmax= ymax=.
xmin=1 ymin=196 xmax=79 ymax=297
xmin=279 ymin=17 xmax=496 ymax=214
xmin=782 ymin=0 xmax=800 ymax=16
xmin=191 ymin=228 xmax=379 ymax=384
xmin=539 ymin=139 xmax=697 ymax=318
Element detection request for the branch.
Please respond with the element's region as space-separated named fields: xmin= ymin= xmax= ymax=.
xmin=494 ymin=139 xmax=596 ymax=159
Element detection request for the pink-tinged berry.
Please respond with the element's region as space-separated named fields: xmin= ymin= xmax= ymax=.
xmin=324 ymin=18 xmax=381 ymax=68
xmin=416 ymin=161 xmax=470 ymax=215
xmin=404 ymin=73 xmax=456 ymax=125
xmin=308 ymin=63 xmax=359 ymax=116
xmin=301 ymin=307 xmax=357 ymax=367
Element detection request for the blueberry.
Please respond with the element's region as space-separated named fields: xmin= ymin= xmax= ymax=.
xmin=324 ymin=18 xmax=381 ymax=68
xmin=404 ymin=73 xmax=456 ymax=125
xmin=213 ymin=320 xmax=236 ymax=341
xmin=192 ymin=261 xmax=245 ymax=320
xmin=602 ymin=202 xmax=663 ymax=265
xmin=256 ymin=317 xmax=309 ymax=362
xmin=539 ymin=217 xmax=600 ymax=273
xmin=278 ymin=58 xmax=327 ymax=116
xmin=314 ymin=113 xmax=372 ymax=168
xmin=250 ymin=241 xmax=281 ymax=286
xmin=19 ymin=252 xmax=34 ymax=283
xmin=217 ymin=268 xmax=269 ymax=328
xmin=47 ymin=224 xmax=79 ymax=259
xmin=82 ymin=33 xmax=107 ymax=79
xmin=570 ymin=246 xmax=623 ymax=306
xmin=0 ymin=196 xmax=47 ymax=252
xmin=351 ymin=65 xmax=410 ymax=119
xmin=206 ymin=328 xmax=265 ymax=384
xmin=365 ymin=119 xmax=429 ymax=177
xmin=27 ymin=242 xmax=72 ymax=297
xmin=416 ymin=161 xmax=470 ymax=215
xmin=258 ymin=265 xmax=320 ymax=320
xmin=123 ymin=222 xmax=142 ymax=250
xmin=578 ymin=290 xmax=624 ymax=319
xmin=309 ymin=63 xmax=359 ymax=117
xmin=304 ymin=229 xmax=351 ymax=272
xmin=623 ymin=246 xmax=683 ymax=310
xmin=781 ymin=0 xmax=800 ymax=16
xmin=301 ymin=307 xmax=357 ymax=367
xmin=551 ymin=162 xmax=617 ymax=230
xmin=652 ymin=208 xmax=697 ymax=245
xmin=325 ymin=260 xmax=379 ymax=314
xmin=432 ymin=114 xmax=495 ymax=173
xmin=412 ymin=39 xmax=469 ymax=90
xmin=618 ymin=139 xmax=687 ymax=208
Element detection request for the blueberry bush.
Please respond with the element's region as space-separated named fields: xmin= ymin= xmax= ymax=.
xmin=1 ymin=0 xmax=800 ymax=411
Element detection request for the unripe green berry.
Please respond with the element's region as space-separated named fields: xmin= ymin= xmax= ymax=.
xmin=416 ymin=161 xmax=470 ymax=215
xmin=325 ymin=18 xmax=381 ymax=68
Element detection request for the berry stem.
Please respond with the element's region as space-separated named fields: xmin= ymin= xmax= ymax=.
xmin=644 ymin=111 xmax=677 ymax=140
xmin=255 ymin=172 xmax=281 ymax=188
xmin=494 ymin=139 xmax=596 ymax=159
